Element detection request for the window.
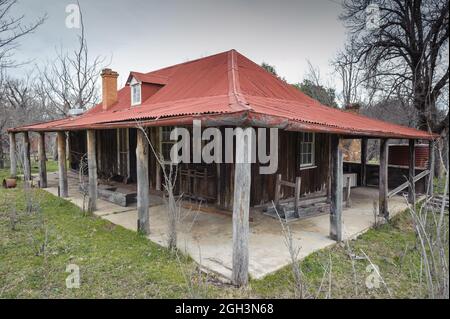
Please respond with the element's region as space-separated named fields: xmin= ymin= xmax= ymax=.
xmin=299 ymin=132 xmax=315 ymax=167
xmin=160 ymin=126 xmax=176 ymax=164
xmin=130 ymin=78 xmax=141 ymax=106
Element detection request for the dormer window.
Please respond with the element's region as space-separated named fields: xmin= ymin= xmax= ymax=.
xmin=130 ymin=77 xmax=141 ymax=106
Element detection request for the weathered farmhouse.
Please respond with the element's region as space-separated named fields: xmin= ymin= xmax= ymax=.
xmin=8 ymin=50 xmax=436 ymax=285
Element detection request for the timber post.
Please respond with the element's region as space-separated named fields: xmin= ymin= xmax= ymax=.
xmin=345 ymin=176 xmax=352 ymax=208
xmin=232 ymin=127 xmax=252 ymax=287
xmin=274 ymin=174 xmax=282 ymax=207
xmin=66 ymin=132 xmax=71 ymax=161
xmin=87 ymin=130 xmax=98 ymax=212
xmin=9 ymin=132 xmax=17 ymax=178
xmin=23 ymin=131 xmax=31 ymax=182
xmin=330 ymin=135 xmax=343 ymax=242
xmin=294 ymin=176 xmax=302 ymax=217
xmin=361 ymin=137 xmax=368 ymax=186
xmin=38 ymin=132 xmax=47 ymax=188
xmin=379 ymin=138 xmax=389 ymax=218
xmin=408 ymin=139 xmax=416 ymax=204
xmin=136 ymin=128 xmax=150 ymax=235
xmin=57 ymin=131 xmax=68 ymax=197
xmin=155 ymin=128 xmax=162 ymax=191
xmin=428 ymin=139 xmax=435 ymax=195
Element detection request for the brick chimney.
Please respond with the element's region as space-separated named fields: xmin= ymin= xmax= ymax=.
xmin=101 ymin=68 xmax=119 ymax=111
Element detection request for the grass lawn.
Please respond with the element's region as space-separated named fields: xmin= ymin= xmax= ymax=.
xmin=0 ymin=166 xmax=447 ymax=298
xmin=1 ymin=159 xmax=58 ymax=180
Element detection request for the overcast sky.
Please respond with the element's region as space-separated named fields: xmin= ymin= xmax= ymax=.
xmin=11 ymin=0 xmax=347 ymax=88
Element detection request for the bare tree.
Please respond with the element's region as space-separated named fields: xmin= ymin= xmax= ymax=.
xmin=0 ymin=75 xmax=49 ymax=164
xmin=0 ymin=0 xmax=46 ymax=69
xmin=38 ymin=4 xmax=105 ymax=116
xmin=333 ymin=38 xmax=366 ymax=106
xmin=0 ymin=0 xmax=45 ymax=167
xmin=293 ymin=61 xmax=339 ymax=108
xmin=340 ymin=0 xmax=449 ymax=134
xmin=36 ymin=3 xmax=105 ymax=160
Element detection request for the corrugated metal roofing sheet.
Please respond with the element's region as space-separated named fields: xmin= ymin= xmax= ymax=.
xmin=127 ymin=71 xmax=168 ymax=86
xmin=9 ymin=50 xmax=435 ymax=139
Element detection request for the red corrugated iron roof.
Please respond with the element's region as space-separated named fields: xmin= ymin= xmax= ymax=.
xmin=9 ymin=49 xmax=435 ymax=139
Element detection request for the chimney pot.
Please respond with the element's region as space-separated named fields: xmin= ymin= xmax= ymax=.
xmin=101 ymin=68 xmax=119 ymax=111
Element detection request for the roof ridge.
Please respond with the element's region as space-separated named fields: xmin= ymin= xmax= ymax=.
xmin=227 ymin=50 xmax=251 ymax=111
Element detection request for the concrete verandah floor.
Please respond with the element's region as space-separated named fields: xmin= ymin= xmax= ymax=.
xmin=43 ymin=171 xmax=409 ymax=281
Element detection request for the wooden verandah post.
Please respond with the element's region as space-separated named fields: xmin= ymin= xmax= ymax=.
xmin=57 ymin=131 xmax=68 ymax=197
xmin=23 ymin=131 xmax=31 ymax=182
xmin=232 ymin=127 xmax=252 ymax=287
xmin=427 ymin=139 xmax=435 ymax=195
xmin=87 ymin=130 xmax=98 ymax=212
xmin=136 ymin=128 xmax=150 ymax=235
xmin=361 ymin=137 xmax=368 ymax=187
xmin=330 ymin=135 xmax=343 ymax=242
xmin=9 ymin=132 xmax=17 ymax=178
xmin=408 ymin=139 xmax=416 ymax=204
xmin=379 ymin=138 xmax=389 ymax=218
xmin=38 ymin=132 xmax=47 ymax=188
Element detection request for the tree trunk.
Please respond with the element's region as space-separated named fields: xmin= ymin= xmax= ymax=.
xmin=414 ymin=93 xmax=428 ymax=132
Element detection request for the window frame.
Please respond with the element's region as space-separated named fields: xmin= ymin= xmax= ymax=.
xmin=130 ymin=77 xmax=141 ymax=106
xmin=298 ymin=132 xmax=315 ymax=168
